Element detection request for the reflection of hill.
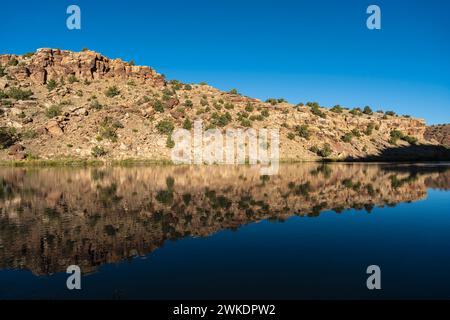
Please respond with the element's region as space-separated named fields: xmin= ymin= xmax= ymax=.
xmin=0 ymin=164 xmax=449 ymax=275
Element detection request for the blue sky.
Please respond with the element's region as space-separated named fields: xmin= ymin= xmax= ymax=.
xmin=1 ymin=0 xmax=449 ymax=124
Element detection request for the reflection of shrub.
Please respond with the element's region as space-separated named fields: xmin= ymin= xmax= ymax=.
xmin=156 ymin=189 xmax=173 ymax=205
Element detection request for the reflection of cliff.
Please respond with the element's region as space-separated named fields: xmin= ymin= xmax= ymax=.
xmin=0 ymin=164 xmax=449 ymax=275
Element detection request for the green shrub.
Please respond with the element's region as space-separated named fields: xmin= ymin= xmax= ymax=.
xmin=7 ymin=58 xmax=18 ymax=66
xmin=6 ymin=87 xmax=33 ymax=100
xmin=265 ymin=98 xmax=278 ymax=105
xmin=351 ymin=129 xmax=361 ymax=138
xmin=224 ymin=102 xmax=234 ymax=110
xmin=261 ymin=109 xmax=270 ymax=117
xmin=184 ymin=99 xmax=193 ymax=108
xmin=330 ymin=105 xmax=343 ymax=113
xmin=91 ymin=99 xmax=103 ymax=110
xmin=363 ymin=106 xmax=373 ymax=115
xmin=311 ymin=105 xmax=326 ymax=118
xmin=240 ymin=118 xmax=252 ymax=127
xmin=68 ymin=74 xmax=78 ymax=84
xmin=296 ymin=124 xmax=310 ymax=140
xmin=0 ymin=67 xmax=5 ymax=77
xmin=341 ymin=132 xmax=353 ymax=143
xmin=166 ymin=135 xmax=175 ymax=148
xmin=46 ymin=79 xmax=57 ymax=91
xmin=156 ymin=119 xmax=175 ymax=134
xmin=45 ymin=105 xmax=62 ymax=118
xmin=183 ymin=118 xmax=192 ymax=130
xmin=105 ymin=86 xmax=120 ymax=98
xmin=184 ymin=84 xmax=192 ymax=90
xmin=153 ymin=100 xmax=164 ymax=112
xmin=318 ymin=143 xmax=332 ymax=157
xmin=403 ymin=135 xmax=418 ymax=145
xmin=365 ymin=122 xmax=375 ymax=135
xmin=229 ymin=88 xmax=239 ymax=94
xmin=91 ymin=146 xmax=107 ymax=157
xmin=129 ymin=59 xmax=135 ymax=66
xmin=245 ymin=103 xmax=254 ymax=112
xmin=211 ymin=112 xmax=232 ymax=127
xmin=0 ymin=127 xmax=17 ymax=149
xmin=287 ymin=132 xmax=295 ymax=140
xmin=385 ymin=111 xmax=396 ymax=116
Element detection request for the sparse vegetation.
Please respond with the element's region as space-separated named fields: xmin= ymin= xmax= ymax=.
xmin=68 ymin=74 xmax=78 ymax=84
xmin=330 ymin=105 xmax=343 ymax=113
xmin=156 ymin=119 xmax=175 ymax=135
xmin=363 ymin=106 xmax=373 ymax=115
xmin=45 ymin=105 xmax=62 ymax=118
xmin=183 ymin=118 xmax=192 ymax=130
xmin=105 ymin=86 xmax=120 ymax=98
xmin=46 ymin=79 xmax=57 ymax=91
xmin=295 ymin=124 xmax=310 ymax=140
xmin=91 ymin=146 xmax=107 ymax=157
xmin=0 ymin=127 xmax=17 ymax=149
xmin=5 ymin=87 xmax=33 ymax=100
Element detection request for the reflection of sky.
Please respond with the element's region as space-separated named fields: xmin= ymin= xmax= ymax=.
xmin=1 ymin=0 xmax=449 ymax=124
xmin=1 ymin=189 xmax=449 ymax=299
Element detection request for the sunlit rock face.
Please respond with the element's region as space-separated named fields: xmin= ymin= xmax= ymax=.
xmin=0 ymin=164 xmax=449 ymax=275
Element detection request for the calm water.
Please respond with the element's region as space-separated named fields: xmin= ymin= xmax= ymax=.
xmin=0 ymin=163 xmax=449 ymax=299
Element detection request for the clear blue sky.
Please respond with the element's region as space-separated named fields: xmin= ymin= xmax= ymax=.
xmin=1 ymin=0 xmax=449 ymax=124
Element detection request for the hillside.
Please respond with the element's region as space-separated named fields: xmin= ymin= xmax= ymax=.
xmin=0 ymin=48 xmax=448 ymax=162
xmin=425 ymin=124 xmax=450 ymax=147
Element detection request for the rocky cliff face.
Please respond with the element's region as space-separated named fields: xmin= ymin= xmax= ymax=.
xmin=425 ymin=124 xmax=450 ymax=147
xmin=0 ymin=49 xmax=448 ymax=161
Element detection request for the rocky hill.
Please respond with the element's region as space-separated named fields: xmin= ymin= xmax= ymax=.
xmin=0 ymin=48 xmax=448 ymax=162
xmin=425 ymin=124 xmax=450 ymax=147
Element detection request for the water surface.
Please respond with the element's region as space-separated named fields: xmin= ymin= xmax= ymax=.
xmin=0 ymin=163 xmax=449 ymax=299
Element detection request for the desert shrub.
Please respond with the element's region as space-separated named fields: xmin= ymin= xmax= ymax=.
xmin=261 ymin=109 xmax=270 ymax=117
xmin=184 ymin=99 xmax=193 ymax=108
xmin=0 ymin=90 xmax=7 ymax=99
xmin=385 ymin=111 xmax=396 ymax=116
xmin=0 ymin=127 xmax=17 ymax=149
xmin=245 ymin=103 xmax=254 ymax=112
xmin=200 ymin=98 xmax=209 ymax=107
xmin=68 ymin=74 xmax=78 ymax=84
xmin=45 ymin=105 xmax=62 ymax=118
xmin=0 ymin=67 xmax=5 ymax=77
xmin=341 ymin=132 xmax=353 ymax=143
xmin=311 ymin=105 xmax=326 ymax=118
xmin=318 ymin=143 xmax=332 ymax=157
xmin=363 ymin=106 xmax=373 ymax=115
xmin=265 ymin=98 xmax=278 ymax=105
xmin=91 ymin=99 xmax=103 ymax=110
xmin=240 ymin=118 xmax=252 ymax=127
xmin=351 ymin=129 xmax=361 ymax=138
xmin=153 ymin=100 xmax=164 ymax=112
xmin=296 ymin=124 xmax=310 ymax=140
xmin=229 ymin=89 xmax=239 ymax=95
xmin=309 ymin=145 xmax=320 ymax=154
xmin=287 ymin=132 xmax=295 ymax=140
xmin=7 ymin=58 xmax=18 ymax=66
xmin=183 ymin=118 xmax=192 ymax=130
xmin=166 ymin=135 xmax=175 ymax=148
xmin=184 ymin=84 xmax=192 ymax=90
xmin=23 ymin=52 xmax=34 ymax=58
xmin=296 ymin=102 xmax=304 ymax=107
xmin=156 ymin=119 xmax=175 ymax=134
xmin=277 ymin=98 xmax=287 ymax=103
xmin=6 ymin=87 xmax=33 ymax=100
xmin=365 ymin=122 xmax=375 ymax=135
xmin=0 ymin=99 xmax=12 ymax=107
xmin=105 ymin=86 xmax=120 ymax=98
xmin=224 ymin=102 xmax=234 ymax=110
xmin=129 ymin=59 xmax=135 ymax=66
xmin=211 ymin=112 xmax=232 ymax=127
xmin=91 ymin=146 xmax=107 ymax=157
xmin=46 ymin=79 xmax=57 ymax=91
xmin=403 ymin=135 xmax=418 ymax=145
xmin=330 ymin=105 xmax=343 ymax=113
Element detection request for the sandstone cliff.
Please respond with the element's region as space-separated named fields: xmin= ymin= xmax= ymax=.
xmin=0 ymin=48 xmax=448 ymax=162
